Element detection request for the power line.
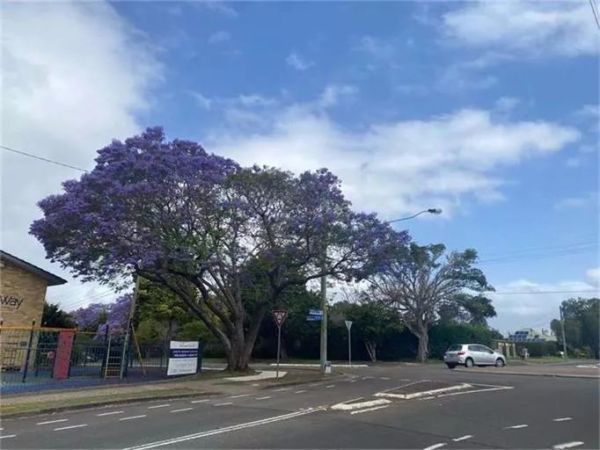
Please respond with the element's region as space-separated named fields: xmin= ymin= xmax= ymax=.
xmin=590 ymin=0 xmax=600 ymax=29
xmin=488 ymin=289 xmax=598 ymax=296
xmin=1 ymin=144 xmax=88 ymax=173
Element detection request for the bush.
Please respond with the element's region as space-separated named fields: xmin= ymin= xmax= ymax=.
xmin=514 ymin=341 xmax=559 ymax=357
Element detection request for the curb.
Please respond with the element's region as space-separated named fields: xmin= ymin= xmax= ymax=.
xmin=454 ymin=369 xmax=599 ymax=379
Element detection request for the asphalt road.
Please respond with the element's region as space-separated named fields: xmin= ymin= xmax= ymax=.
xmin=1 ymin=363 xmax=598 ymax=449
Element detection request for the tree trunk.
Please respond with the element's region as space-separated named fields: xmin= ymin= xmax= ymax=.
xmin=416 ymin=327 xmax=429 ymax=363
xmin=364 ymin=341 xmax=377 ymax=362
xmin=225 ymin=332 xmax=251 ymax=372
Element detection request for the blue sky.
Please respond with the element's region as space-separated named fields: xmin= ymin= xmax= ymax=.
xmin=2 ymin=1 xmax=599 ymax=333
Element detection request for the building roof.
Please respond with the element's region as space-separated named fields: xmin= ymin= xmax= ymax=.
xmin=0 ymin=250 xmax=67 ymax=286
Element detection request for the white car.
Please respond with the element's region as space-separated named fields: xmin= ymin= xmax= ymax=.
xmin=444 ymin=343 xmax=507 ymax=369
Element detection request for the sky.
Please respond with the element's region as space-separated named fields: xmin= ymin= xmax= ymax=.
xmin=2 ymin=1 xmax=599 ymax=334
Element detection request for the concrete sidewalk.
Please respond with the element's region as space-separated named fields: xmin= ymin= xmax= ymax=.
xmin=455 ymin=362 xmax=600 ymax=379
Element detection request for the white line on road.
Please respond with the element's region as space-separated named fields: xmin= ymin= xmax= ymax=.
xmin=213 ymin=402 xmax=233 ymax=407
xmin=274 ymin=387 xmax=290 ymax=392
xmin=229 ymin=394 xmax=250 ymax=399
xmin=325 ymin=385 xmax=335 ymax=388
xmin=36 ymin=419 xmax=68 ymax=425
xmin=119 ymin=415 xmax=147 ymax=421
xmin=148 ymin=404 xmax=171 ymax=409
xmin=350 ymin=405 xmax=390 ymax=415
xmin=331 ymin=399 xmax=388 ymax=411
xmin=380 ymin=377 xmax=391 ymax=380
xmin=170 ymin=408 xmax=193 ymax=413
xmin=505 ymin=424 xmax=528 ymax=429
xmin=190 ymin=399 xmax=210 ymax=404
xmin=96 ymin=411 xmax=124 ymax=416
xmin=423 ymin=443 xmax=446 ymax=450
xmin=54 ymin=424 xmax=88 ymax=431
xmin=294 ymin=390 xmax=307 ymax=394
xmin=437 ymin=386 xmax=514 ymax=398
xmin=0 ymin=435 xmax=17 ymax=439
xmin=255 ymin=396 xmax=271 ymax=400
xmin=553 ymin=442 xmax=585 ymax=449
xmin=420 ymin=396 xmax=435 ymax=400
xmin=553 ymin=417 xmax=573 ymax=422
xmin=123 ymin=408 xmax=323 ymax=450
xmin=453 ymin=435 xmax=473 ymax=442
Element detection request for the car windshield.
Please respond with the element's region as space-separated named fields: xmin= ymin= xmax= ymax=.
xmin=447 ymin=345 xmax=462 ymax=351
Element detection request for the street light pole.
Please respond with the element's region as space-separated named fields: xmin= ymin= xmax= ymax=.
xmin=318 ymin=208 xmax=442 ymax=374
xmin=560 ymin=305 xmax=568 ymax=359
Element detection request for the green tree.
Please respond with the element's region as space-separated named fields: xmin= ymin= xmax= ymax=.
xmin=368 ymin=243 xmax=494 ymax=362
xmin=552 ymin=297 xmax=600 ymax=358
xmin=42 ymin=301 xmax=75 ymax=328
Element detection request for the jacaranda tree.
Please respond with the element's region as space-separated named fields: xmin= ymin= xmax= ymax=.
xmin=31 ymin=127 xmax=407 ymax=371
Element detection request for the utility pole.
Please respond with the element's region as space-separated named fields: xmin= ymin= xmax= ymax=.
xmin=120 ymin=270 xmax=142 ymax=379
xmin=319 ymin=267 xmax=328 ymax=372
xmin=560 ymin=305 xmax=568 ymax=359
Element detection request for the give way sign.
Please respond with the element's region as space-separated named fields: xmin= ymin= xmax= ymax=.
xmin=272 ymin=310 xmax=288 ymax=328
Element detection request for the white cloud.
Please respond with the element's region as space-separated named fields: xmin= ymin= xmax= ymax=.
xmin=209 ymin=100 xmax=580 ymax=219
xmin=286 ymin=52 xmax=314 ymax=71
xmin=555 ymin=192 xmax=598 ymax=210
xmin=489 ymin=278 xmax=599 ymax=333
xmin=199 ymin=1 xmax=238 ymax=18
xmin=191 ymin=91 xmax=212 ymax=109
xmin=1 ymin=1 xmax=160 ymax=308
xmin=586 ymin=267 xmax=600 ymax=286
xmin=208 ymin=30 xmax=231 ymax=44
xmin=443 ymin=1 xmax=599 ymax=57
xmin=318 ymin=85 xmax=358 ymax=108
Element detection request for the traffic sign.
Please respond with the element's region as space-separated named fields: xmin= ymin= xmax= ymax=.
xmin=272 ymin=310 xmax=288 ymax=328
xmin=345 ymin=320 xmax=353 ymax=331
xmin=309 ymin=309 xmax=323 ymax=316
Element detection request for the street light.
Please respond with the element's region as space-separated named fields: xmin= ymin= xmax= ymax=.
xmin=319 ymin=207 xmax=442 ymax=373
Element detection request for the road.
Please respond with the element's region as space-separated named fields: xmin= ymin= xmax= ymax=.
xmin=1 ymin=363 xmax=598 ymax=449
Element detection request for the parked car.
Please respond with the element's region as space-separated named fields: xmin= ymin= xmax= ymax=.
xmin=444 ymin=343 xmax=506 ymax=369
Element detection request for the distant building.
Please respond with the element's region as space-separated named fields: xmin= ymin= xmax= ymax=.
xmin=508 ymin=328 xmax=557 ymax=343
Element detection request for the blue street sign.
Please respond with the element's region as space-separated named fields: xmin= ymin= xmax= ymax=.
xmin=309 ymin=309 xmax=323 ymax=316
xmin=306 ymin=315 xmax=322 ymax=321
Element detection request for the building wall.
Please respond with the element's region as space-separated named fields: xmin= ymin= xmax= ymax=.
xmin=0 ymin=260 xmax=48 ymax=328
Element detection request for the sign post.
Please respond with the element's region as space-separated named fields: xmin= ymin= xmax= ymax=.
xmin=272 ymin=310 xmax=288 ymax=380
xmin=345 ymin=320 xmax=353 ymax=367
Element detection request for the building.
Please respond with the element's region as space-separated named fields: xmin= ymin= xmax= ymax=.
xmin=0 ymin=250 xmax=67 ymax=328
xmin=508 ymin=328 xmax=557 ymax=343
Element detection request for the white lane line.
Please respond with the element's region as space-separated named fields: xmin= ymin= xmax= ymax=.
xmin=420 ymin=396 xmax=435 ymax=400
xmin=229 ymin=394 xmax=250 ymax=399
xmin=437 ymin=386 xmax=514 ymax=398
xmin=350 ymin=405 xmax=390 ymax=415
xmin=553 ymin=417 xmax=573 ymax=422
xmin=213 ymin=402 xmax=233 ymax=407
xmin=170 ymin=408 xmax=193 ymax=413
xmin=37 ymin=419 xmax=68 ymax=425
xmin=255 ymin=396 xmax=271 ymax=400
xmin=54 ymin=424 xmax=88 ymax=431
xmin=331 ymin=399 xmax=389 ymax=411
xmin=148 ymin=404 xmax=171 ymax=409
xmin=0 ymin=435 xmax=17 ymax=440
xmin=274 ymin=387 xmax=290 ymax=392
xmin=380 ymin=377 xmax=391 ymax=380
xmin=190 ymin=399 xmax=210 ymax=404
xmin=424 ymin=443 xmax=446 ymax=450
xmin=553 ymin=442 xmax=585 ymax=449
xmin=294 ymin=390 xmax=307 ymax=394
xmin=504 ymin=424 xmax=528 ymax=429
xmin=119 ymin=415 xmax=147 ymax=421
xmin=122 ymin=408 xmax=323 ymax=450
xmin=453 ymin=435 xmax=473 ymax=442
xmin=325 ymin=385 xmax=335 ymax=389
xmin=96 ymin=410 xmax=124 ymax=416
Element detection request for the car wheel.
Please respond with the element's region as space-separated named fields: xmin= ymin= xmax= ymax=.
xmin=464 ymin=358 xmax=474 ymax=368
xmin=495 ymin=358 xmax=505 ymax=367
xmin=446 ymin=363 xmax=456 ymax=369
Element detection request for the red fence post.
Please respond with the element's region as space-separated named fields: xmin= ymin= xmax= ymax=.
xmin=53 ymin=330 xmax=75 ymax=380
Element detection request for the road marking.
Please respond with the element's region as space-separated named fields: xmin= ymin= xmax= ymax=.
xmin=437 ymin=386 xmax=514 ymax=398
xmin=453 ymin=435 xmax=473 ymax=442
xmin=380 ymin=377 xmax=391 ymax=380
xmin=0 ymin=435 xmax=17 ymax=440
xmin=190 ymin=399 xmax=210 ymax=404
xmin=274 ymin=387 xmax=290 ymax=392
xmin=96 ymin=411 xmax=124 ymax=416
xmin=553 ymin=442 xmax=584 ymax=449
xmin=119 ymin=415 xmax=147 ymax=421
xmin=255 ymin=396 xmax=271 ymax=400
xmin=122 ymin=408 xmax=323 ymax=450
xmin=54 ymin=424 xmax=88 ymax=431
xmin=423 ymin=443 xmax=446 ymax=450
xmin=294 ymin=390 xmax=307 ymax=394
xmin=362 ymin=376 xmax=375 ymax=380
xmin=325 ymin=385 xmax=335 ymax=388
xmin=504 ymin=424 xmax=528 ymax=429
xmin=229 ymin=394 xmax=250 ymax=399
xmin=350 ymin=405 xmax=390 ymax=415
xmin=420 ymin=396 xmax=435 ymax=400
xmin=37 ymin=419 xmax=68 ymax=425
xmin=148 ymin=404 xmax=171 ymax=409
xmin=331 ymin=399 xmax=389 ymax=411
xmin=170 ymin=408 xmax=193 ymax=413
xmin=553 ymin=417 xmax=573 ymax=422
xmin=213 ymin=402 xmax=233 ymax=407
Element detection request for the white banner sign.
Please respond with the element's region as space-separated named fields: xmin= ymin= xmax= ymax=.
xmin=167 ymin=341 xmax=199 ymax=376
